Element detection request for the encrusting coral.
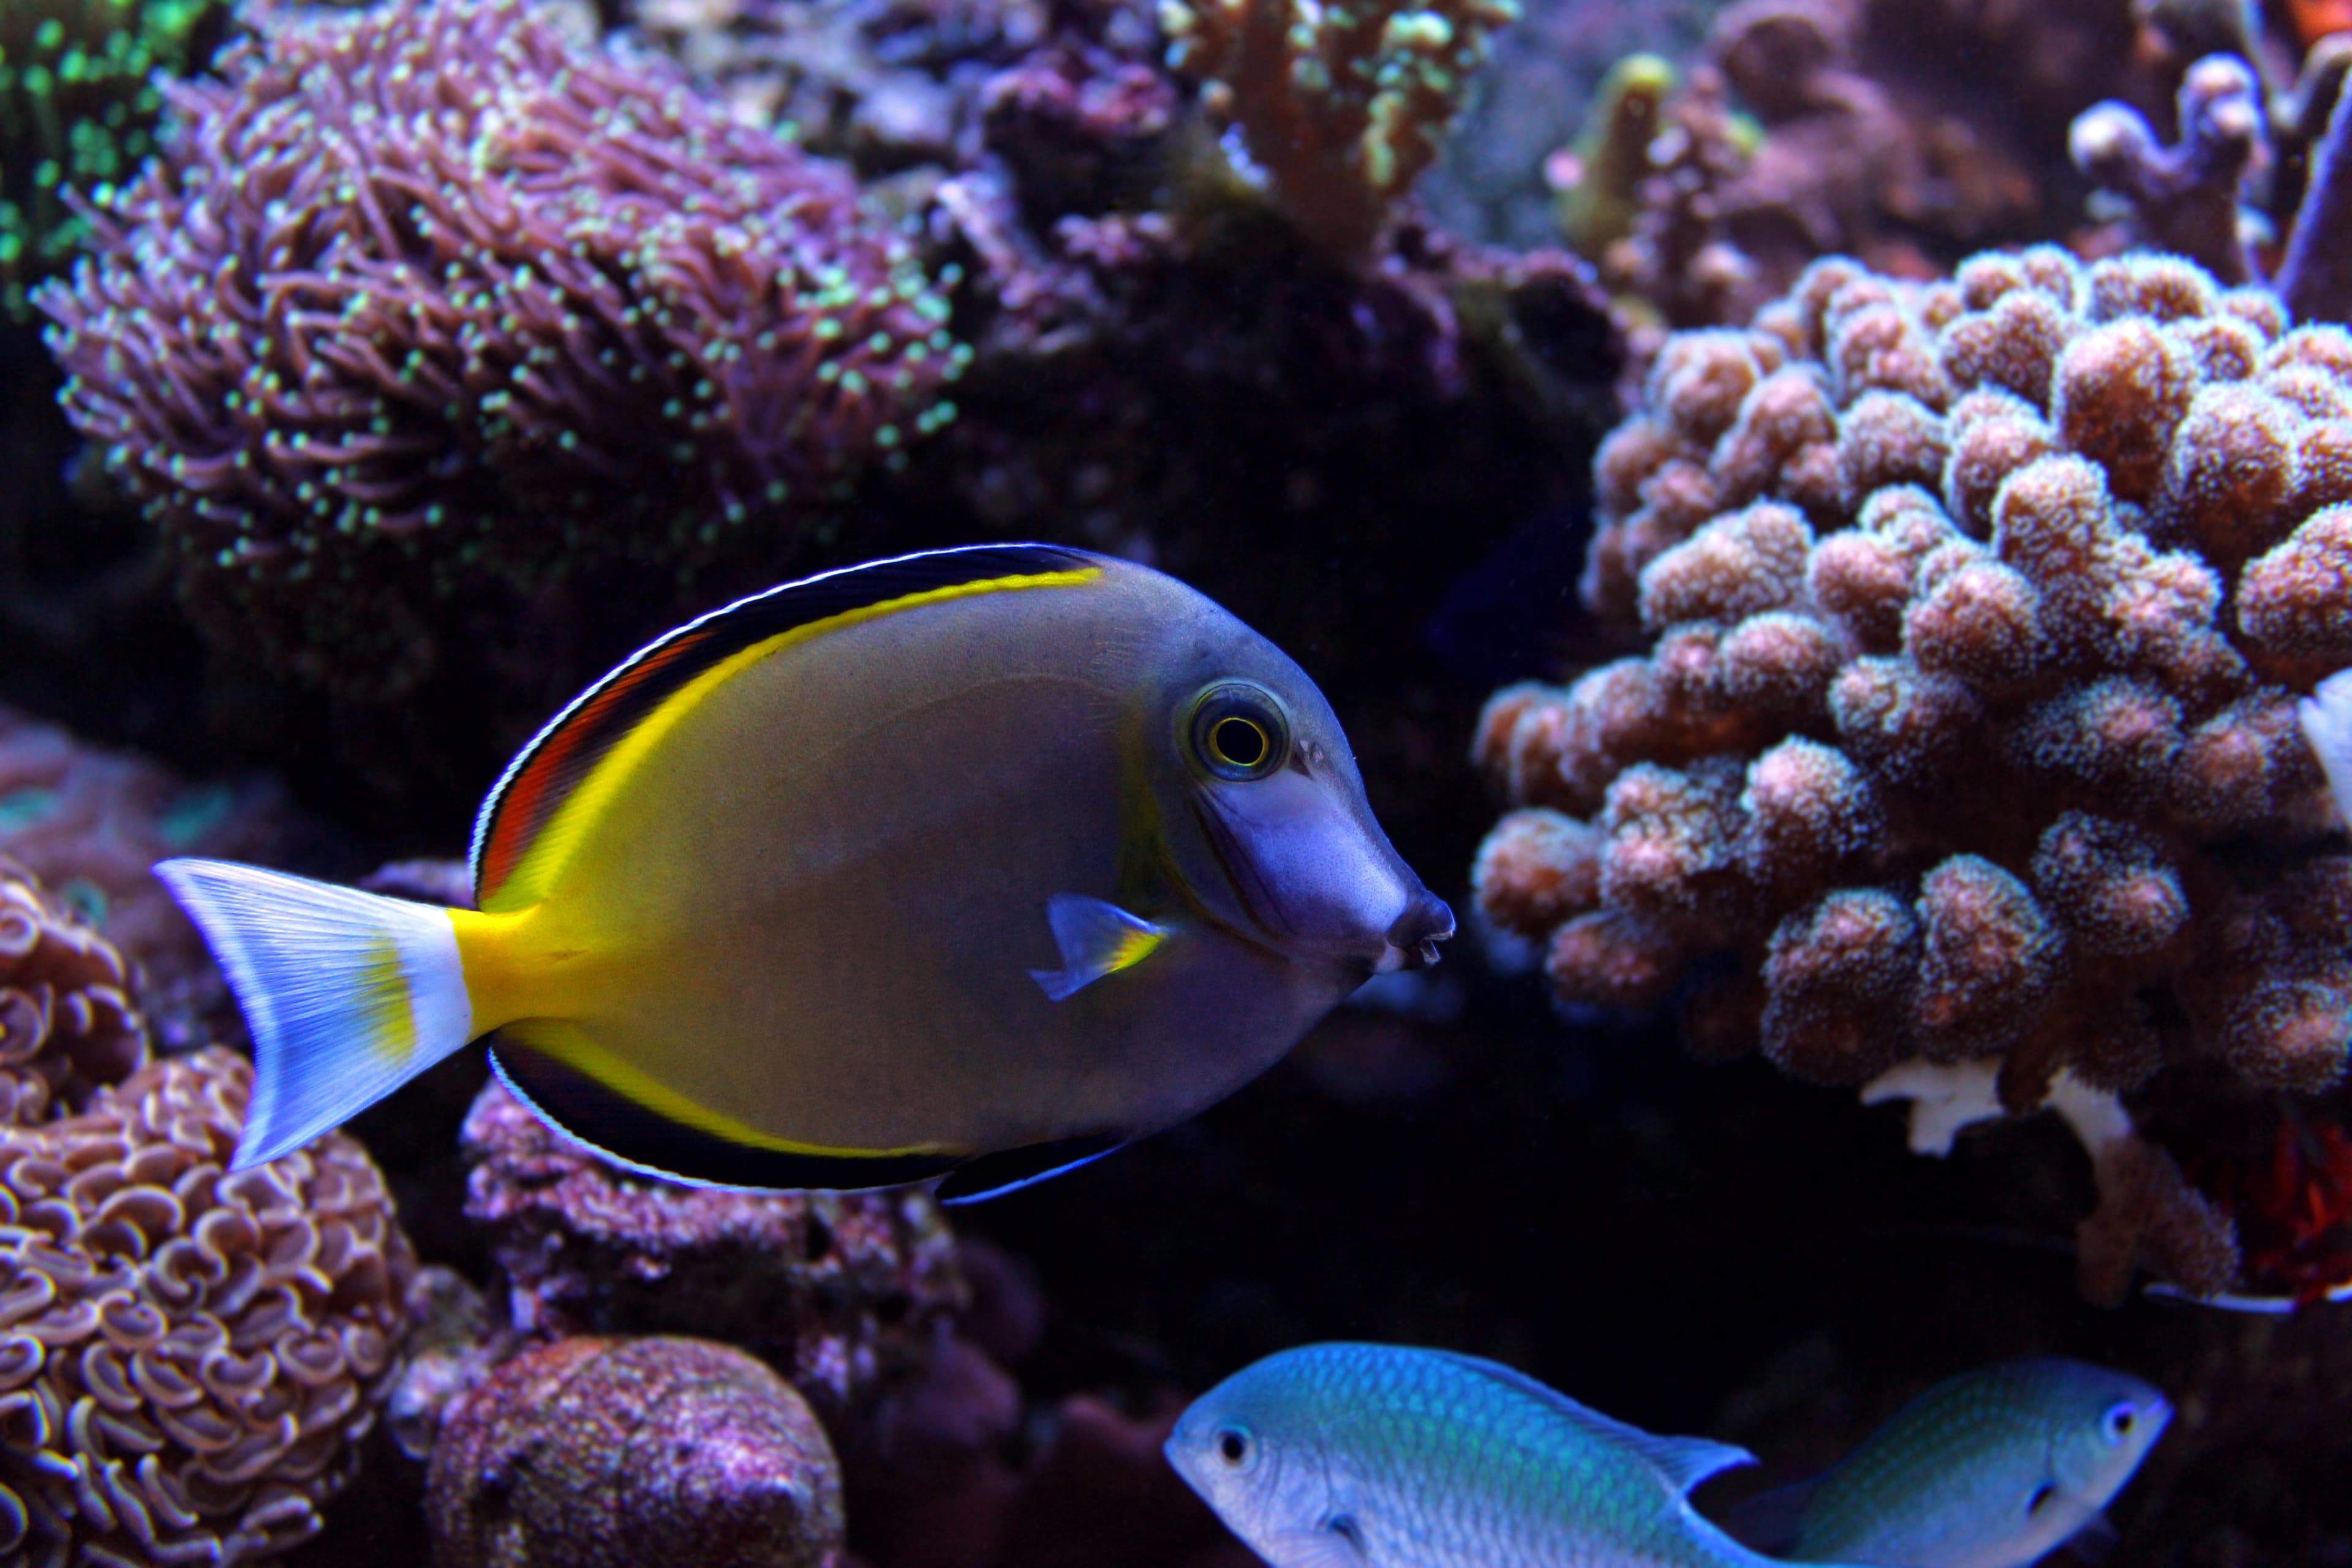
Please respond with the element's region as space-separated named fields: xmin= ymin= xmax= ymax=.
xmin=459 ymin=1080 xmax=963 ymax=1424
xmin=1474 ymin=246 xmax=2352 ymax=1298
xmin=1159 ymin=0 xmax=1523 ymax=259
xmin=37 ymin=0 xmax=965 ymax=705
xmin=426 ymin=1335 xmax=845 ymax=1568
xmin=0 ymin=866 xmax=415 ymax=1564
xmin=0 ymin=0 xmax=226 ymax=317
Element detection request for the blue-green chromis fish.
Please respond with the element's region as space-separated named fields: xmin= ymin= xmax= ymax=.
xmin=153 ymin=545 xmax=1453 ymax=1200
xmin=1166 ymin=1341 xmax=1826 ymax=1568
xmin=1762 ymin=1357 xmax=2169 ymax=1568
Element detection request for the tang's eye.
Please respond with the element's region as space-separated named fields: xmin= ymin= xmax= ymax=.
xmin=2101 ymin=1402 xmax=2136 ymax=1444
xmin=1188 ymin=683 xmax=1291 ymax=782
xmin=1216 ymin=1425 xmax=1253 ymax=1466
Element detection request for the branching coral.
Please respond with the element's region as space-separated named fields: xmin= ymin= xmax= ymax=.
xmin=0 ymin=0 xmax=225 ymax=317
xmin=37 ymin=0 xmax=965 ymax=703
xmin=459 ymin=1080 xmax=963 ymax=1423
xmin=1474 ymin=247 xmax=2352 ymax=1294
xmin=1559 ymin=0 xmax=2140 ymax=329
xmin=1159 ymin=0 xmax=1521 ymax=259
xmin=1863 ymin=1058 xmax=2239 ymax=1304
xmin=2073 ymin=47 xmax=2352 ymax=323
xmin=0 ymin=1041 xmax=415 ymax=1565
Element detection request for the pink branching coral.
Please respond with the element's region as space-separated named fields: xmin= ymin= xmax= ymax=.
xmin=36 ymin=0 xmax=965 ymax=701
xmin=0 ymin=1008 xmax=414 ymax=1564
xmin=1475 ymin=248 xmax=2352 ymax=1294
xmin=1160 ymin=0 xmax=1523 ymax=260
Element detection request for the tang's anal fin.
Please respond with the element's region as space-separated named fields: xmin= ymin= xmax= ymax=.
xmin=488 ymin=1023 xmax=966 ymax=1193
xmin=936 ymin=1132 xmax=1127 ymax=1203
xmin=1029 ymin=894 xmax=1170 ymax=1001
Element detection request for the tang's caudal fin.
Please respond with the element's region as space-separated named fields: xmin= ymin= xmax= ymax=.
xmin=154 ymin=858 xmax=475 ymax=1168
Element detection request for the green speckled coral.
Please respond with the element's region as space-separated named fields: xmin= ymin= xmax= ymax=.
xmin=0 ymin=0 xmax=222 ymax=317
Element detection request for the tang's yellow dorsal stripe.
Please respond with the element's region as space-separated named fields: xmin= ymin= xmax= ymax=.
xmin=469 ymin=545 xmax=1106 ymax=912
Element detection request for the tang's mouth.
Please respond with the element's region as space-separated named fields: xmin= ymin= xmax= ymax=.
xmin=1374 ymin=891 xmax=1455 ymax=973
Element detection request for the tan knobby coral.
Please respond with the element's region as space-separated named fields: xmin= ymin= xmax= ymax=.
xmin=0 ymin=1016 xmax=414 ymax=1563
xmin=1475 ymin=247 xmax=2352 ymax=1295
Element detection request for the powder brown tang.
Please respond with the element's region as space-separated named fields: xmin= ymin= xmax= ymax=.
xmin=158 ymin=545 xmax=1454 ymax=1199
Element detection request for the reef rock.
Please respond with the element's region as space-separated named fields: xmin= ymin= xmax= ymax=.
xmin=460 ymin=1080 xmax=964 ymax=1421
xmin=426 ymin=1334 xmax=844 ymax=1568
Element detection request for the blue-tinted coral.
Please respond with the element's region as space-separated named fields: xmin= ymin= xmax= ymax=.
xmin=0 ymin=0 xmax=224 ymax=317
xmin=37 ymin=0 xmax=966 ymax=699
xmin=1474 ymin=249 xmax=2352 ymax=1292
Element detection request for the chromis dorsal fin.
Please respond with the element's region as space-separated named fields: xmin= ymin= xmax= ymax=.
xmin=468 ymin=542 xmax=1106 ymax=912
xmin=1029 ymin=894 xmax=1172 ymax=1001
xmin=1425 ymin=1348 xmax=1757 ymax=1494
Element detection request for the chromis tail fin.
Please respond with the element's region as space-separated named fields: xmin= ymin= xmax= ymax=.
xmin=154 ymin=858 xmax=475 ymax=1168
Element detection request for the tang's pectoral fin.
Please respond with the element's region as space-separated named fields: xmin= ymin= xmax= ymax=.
xmin=1028 ymin=894 xmax=1170 ymax=1001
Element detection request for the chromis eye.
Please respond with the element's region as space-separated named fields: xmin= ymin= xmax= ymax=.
xmin=1217 ymin=1426 xmax=1253 ymax=1465
xmin=1188 ymin=682 xmax=1291 ymax=782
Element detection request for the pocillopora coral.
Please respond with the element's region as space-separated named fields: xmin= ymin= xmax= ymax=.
xmin=1475 ymin=248 xmax=2352 ymax=1300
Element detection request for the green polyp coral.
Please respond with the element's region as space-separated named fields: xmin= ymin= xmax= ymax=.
xmin=1160 ymin=0 xmax=1521 ymax=260
xmin=0 ymin=0 xmax=222 ymax=318
xmin=1550 ymin=53 xmax=1675 ymax=261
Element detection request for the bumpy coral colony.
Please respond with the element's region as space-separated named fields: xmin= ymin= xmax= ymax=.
xmin=1474 ymin=247 xmax=2352 ymax=1291
xmin=0 ymin=863 xmax=413 ymax=1566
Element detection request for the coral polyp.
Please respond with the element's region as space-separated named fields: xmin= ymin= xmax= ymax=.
xmin=1476 ymin=247 xmax=2352 ymax=1297
xmin=36 ymin=0 xmax=965 ymax=702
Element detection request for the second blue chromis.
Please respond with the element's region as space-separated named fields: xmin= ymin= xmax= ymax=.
xmin=1750 ymin=1357 xmax=2171 ymax=1568
xmin=152 ymin=545 xmax=1452 ymax=1200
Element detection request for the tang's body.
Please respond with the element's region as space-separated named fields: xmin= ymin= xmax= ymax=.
xmin=1166 ymin=1343 xmax=1805 ymax=1568
xmin=467 ymin=560 xmax=1349 ymax=1154
xmin=157 ymin=545 xmax=1452 ymax=1194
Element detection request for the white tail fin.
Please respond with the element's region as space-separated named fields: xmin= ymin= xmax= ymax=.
xmin=154 ymin=858 xmax=475 ymax=1168
xmin=2299 ymin=669 xmax=2352 ymax=829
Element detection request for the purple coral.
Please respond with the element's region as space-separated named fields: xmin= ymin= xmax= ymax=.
xmin=2073 ymin=50 xmax=2352 ymax=325
xmin=37 ymin=0 xmax=965 ymax=701
xmin=459 ymin=1080 xmax=963 ymax=1423
xmin=1475 ymin=248 xmax=2352 ymax=1297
